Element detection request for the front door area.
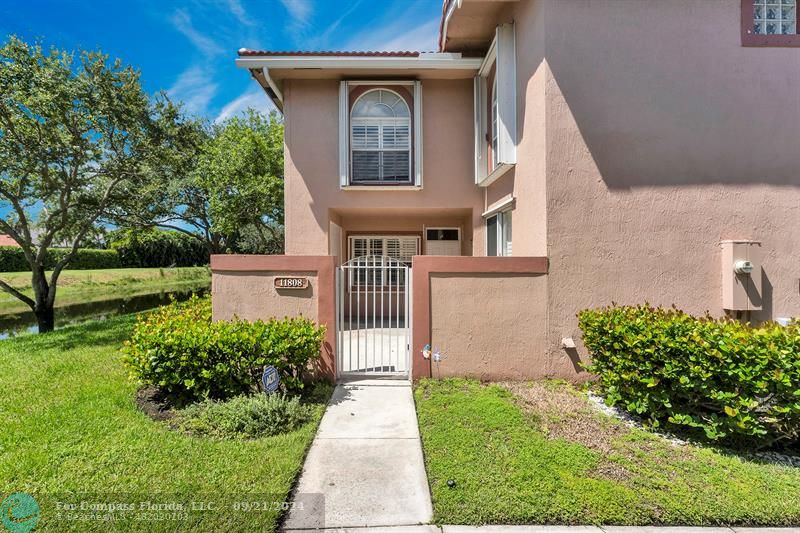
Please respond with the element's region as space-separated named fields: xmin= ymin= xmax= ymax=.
xmin=335 ymin=255 xmax=411 ymax=378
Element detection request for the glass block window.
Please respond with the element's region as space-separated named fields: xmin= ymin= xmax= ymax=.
xmin=753 ymin=0 xmax=797 ymax=35
xmin=350 ymin=89 xmax=412 ymax=184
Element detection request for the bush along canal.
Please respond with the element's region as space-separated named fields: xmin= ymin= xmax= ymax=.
xmin=0 ymin=284 xmax=209 ymax=339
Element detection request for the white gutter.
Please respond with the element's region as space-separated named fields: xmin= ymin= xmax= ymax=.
xmin=235 ymin=54 xmax=483 ymax=71
xmin=237 ymin=53 xmax=482 ymax=112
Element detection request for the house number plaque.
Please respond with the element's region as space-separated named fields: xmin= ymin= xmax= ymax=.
xmin=274 ymin=277 xmax=309 ymax=290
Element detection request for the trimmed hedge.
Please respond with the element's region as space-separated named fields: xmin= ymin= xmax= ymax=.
xmin=124 ymin=295 xmax=326 ymax=405
xmin=579 ymin=304 xmax=800 ymax=449
xmin=110 ymin=229 xmax=208 ymax=268
xmin=0 ymin=246 xmax=121 ymax=272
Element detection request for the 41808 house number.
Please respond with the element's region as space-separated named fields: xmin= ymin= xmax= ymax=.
xmin=274 ymin=277 xmax=309 ymax=290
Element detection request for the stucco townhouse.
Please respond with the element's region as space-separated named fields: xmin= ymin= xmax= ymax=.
xmin=212 ymin=0 xmax=800 ymax=382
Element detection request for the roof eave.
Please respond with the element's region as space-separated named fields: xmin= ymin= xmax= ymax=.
xmin=234 ymin=55 xmax=483 ymax=70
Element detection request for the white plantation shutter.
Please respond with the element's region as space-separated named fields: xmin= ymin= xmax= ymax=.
xmin=495 ymin=23 xmax=517 ymax=166
xmin=348 ymin=89 xmax=412 ymax=184
xmin=474 ymin=23 xmax=516 ymax=185
xmin=348 ymin=235 xmax=420 ymax=287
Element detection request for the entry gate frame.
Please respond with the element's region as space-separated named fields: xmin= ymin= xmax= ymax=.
xmin=335 ymin=255 xmax=412 ymax=379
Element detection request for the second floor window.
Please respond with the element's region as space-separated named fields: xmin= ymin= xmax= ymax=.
xmin=350 ymin=89 xmax=411 ymax=184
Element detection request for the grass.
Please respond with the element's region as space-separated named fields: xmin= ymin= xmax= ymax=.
xmin=0 ymin=315 xmax=329 ymax=531
xmin=415 ymin=378 xmax=800 ymax=526
xmin=0 ymin=267 xmax=210 ymax=313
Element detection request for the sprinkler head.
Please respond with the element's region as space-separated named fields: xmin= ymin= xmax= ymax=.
xmin=446 ymin=479 xmax=456 ymax=488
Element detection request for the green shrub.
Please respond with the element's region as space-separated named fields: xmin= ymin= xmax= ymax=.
xmin=0 ymin=246 xmax=120 ymax=272
xmin=176 ymin=393 xmax=313 ymax=439
xmin=579 ymin=304 xmax=800 ymax=449
xmin=124 ymin=295 xmax=326 ymax=405
xmin=110 ymin=229 xmax=208 ymax=268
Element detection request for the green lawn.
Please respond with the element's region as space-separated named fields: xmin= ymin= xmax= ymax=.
xmin=415 ymin=379 xmax=800 ymax=526
xmin=0 ymin=315 xmax=327 ymax=532
xmin=0 ymin=267 xmax=210 ymax=313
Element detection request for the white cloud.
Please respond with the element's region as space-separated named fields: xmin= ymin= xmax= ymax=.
xmin=304 ymin=0 xmax=365 ymax=50
xmin=170 ymin=8 xmax=224 ymax=56
xmin=279 ymin=0 xmax=312 ymax=26
xmin=214 ymin=86 xmax=276 ymax=123
xmin=343 ymin=18 xmax=439 ymax=52
xmin=226 ymin=0 xmax=253 ymax=27
xmin=169 ymin=65 xmax=219 ymax=116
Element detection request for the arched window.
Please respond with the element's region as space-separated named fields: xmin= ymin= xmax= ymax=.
xmin=350 ymin=89 xmax=411 ymax=184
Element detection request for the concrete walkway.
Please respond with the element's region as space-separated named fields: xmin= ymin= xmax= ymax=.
xmin=283 ymin=378 xmax=433 ymax=530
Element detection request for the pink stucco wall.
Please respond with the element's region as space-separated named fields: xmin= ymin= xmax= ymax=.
xmin=540 ymin=0 xmax=800 ymax=369
xmin=283 ymin=78 xmax=485 ymax=257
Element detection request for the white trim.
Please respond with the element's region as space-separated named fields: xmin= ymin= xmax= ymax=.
xmin=477 ymin=162 xmax=514 ymax=188
xmin=478 ymin=34 xmax=497 ymax=78
xmin=339 ymin=81 xmax=349 ymax=187
xmin=340 ymin=185 xmax=422 ymax=191
xmin=235 ymin=55 xmax=482 ymax=71
xmin=482 ymin=195 xmax=515 ymax=218
xmin=414 ymin=81 xmax=423 ymax=188
xmin=496 ymin=23 xmax=517 ymax=166
xmin=485 ymin=209 xmax=513 ymax=257
xmin=347 ymin=80 xmax=416 ymax=87
xmin=473 ymin=76 xmax=486 ymax=184
xmin=340 ymin=80 xmax=423 ymax=189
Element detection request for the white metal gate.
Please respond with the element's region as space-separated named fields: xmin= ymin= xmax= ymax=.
xmin=336 ymin=256 xmax=411 ymax=377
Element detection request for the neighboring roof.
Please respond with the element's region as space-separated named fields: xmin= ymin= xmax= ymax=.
xmin=0 ymin=234 xmax=18 ymax=247
xmin=238 ymin=49 xmax=423 ymax=57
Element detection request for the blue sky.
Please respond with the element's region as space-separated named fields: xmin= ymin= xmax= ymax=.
xmin=0 ymin=0 xmax=442 ymax=122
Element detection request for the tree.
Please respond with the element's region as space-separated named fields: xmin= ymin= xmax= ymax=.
xmin=0 ymin=36 xmax=198 ymax=332
xmin=141 ymin=110 xmax=284 ymax=254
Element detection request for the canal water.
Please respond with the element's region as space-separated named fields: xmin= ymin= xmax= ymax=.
xmin=0 ymin=284 xmax=209 ymax=339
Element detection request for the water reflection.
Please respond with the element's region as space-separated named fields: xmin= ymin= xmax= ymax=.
xmin=0 ymin=284 xmax=209 ymax=339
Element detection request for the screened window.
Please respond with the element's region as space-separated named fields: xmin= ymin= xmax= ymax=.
xmin=752 ymin=0 xmax=797 ymax=35
xmin=486 ymin=211 xmax=512 ymax=257
xmin=350 ymin=90 xmax=411 ymax=184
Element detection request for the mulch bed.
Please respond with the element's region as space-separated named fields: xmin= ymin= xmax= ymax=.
xmin=135 ymin=385 xmax=177 ymax=422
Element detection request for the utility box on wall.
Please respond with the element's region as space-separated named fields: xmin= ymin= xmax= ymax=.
xmin=720 ymin=240 xmax=762 ymax=311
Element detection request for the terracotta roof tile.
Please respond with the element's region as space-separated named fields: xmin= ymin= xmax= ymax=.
xmin=0 ymin=234 xmax=18 ymax=247
xmin=237 ymin=49 xmax=423 ymax=57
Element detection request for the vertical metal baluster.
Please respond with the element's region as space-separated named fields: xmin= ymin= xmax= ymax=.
xmin=395 ymin=264 xmax=400 ymax=372
xmin=372 ymin=258 xmax=376 ymax=373
xmin=359 ymin=258 xmax=363 ymax=373
xmin=335 ymin=267 xmax=340 ymax=378
xmin=405 ymin=266 xmax=410 ymax=375
xmin=380 ymin=259 xmax=382 ymax=370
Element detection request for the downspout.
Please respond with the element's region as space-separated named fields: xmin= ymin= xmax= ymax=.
xmin=438 ymin=0 xmax=461 ymax=52
xmin=249 ymin=67 xmax=284 ymax=112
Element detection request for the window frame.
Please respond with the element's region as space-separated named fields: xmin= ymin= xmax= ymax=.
xmin=474 ymin=23 xmax=516 ymax=187
xmin=486 ymin=210 xmax=512 ymax=257
xmin=339 ymin=81 xmax=423 ymax=189
xmin=349 ymin=88 xmax=412 ymax=185
xmin=347 ymin=234 xmax=420 ymax=289
xmin=742 ymin=0 xmax=800 ymax=47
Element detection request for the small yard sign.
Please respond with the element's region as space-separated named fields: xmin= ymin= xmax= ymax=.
xmin=274 ymin=277 xmax=309 ymax=290
xmin=262 ymin=365 xmax=280 ymax=394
